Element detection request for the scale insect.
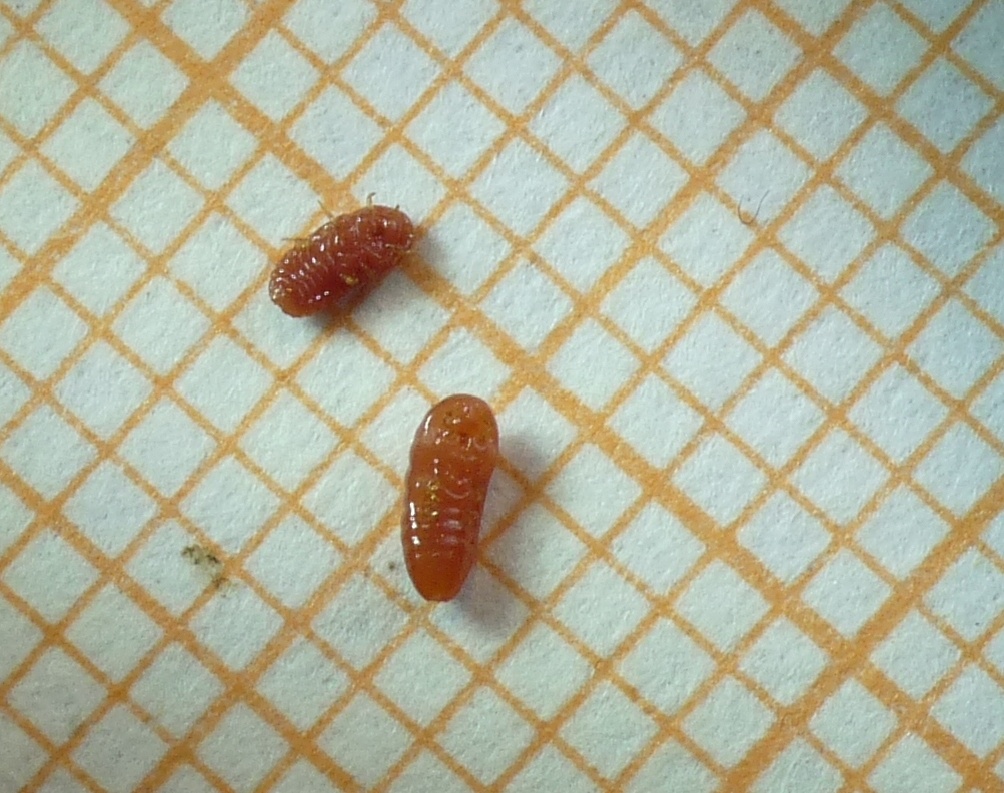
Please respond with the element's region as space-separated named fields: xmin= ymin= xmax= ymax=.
xmin=268 ymin=204 xmax=415 ymax=317
xmin=402 ymin=394 xmax=499 ymax=602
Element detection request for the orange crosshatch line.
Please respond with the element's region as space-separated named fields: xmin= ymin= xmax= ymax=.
xmin=0 ymin=0 xmax=1002 ymax=789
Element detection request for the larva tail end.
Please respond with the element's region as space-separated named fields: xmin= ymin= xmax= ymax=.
xmin=268 ymin=269 xmax=317 ymax=318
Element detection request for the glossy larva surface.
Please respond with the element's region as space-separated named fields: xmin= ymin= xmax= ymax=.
xmin=269 ymin=204 xmax=415 ymax=317
xmin=402 ymin=394 xmax=499 ymax=602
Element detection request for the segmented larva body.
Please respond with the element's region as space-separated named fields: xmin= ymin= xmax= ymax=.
xmin=402 ymin=394 xmax=499 ymax=602
xmin=269 ymin=205 xmax=415 ymax=317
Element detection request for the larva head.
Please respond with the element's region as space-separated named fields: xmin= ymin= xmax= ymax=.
xmin=356 ymin=205 xmax=415 ymax=251
xmin=421 ymin=394 xmax=499 ymax=461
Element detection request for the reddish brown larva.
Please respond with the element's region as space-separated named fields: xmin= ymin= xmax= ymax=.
xmin=269 ymin=204 xmax=415 ymax=317
xmin=402 ymin=394 xmax=499 ymax=602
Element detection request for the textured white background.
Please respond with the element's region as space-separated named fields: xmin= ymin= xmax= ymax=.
xmin=0 ymin=0 xmax=1003 ymax=791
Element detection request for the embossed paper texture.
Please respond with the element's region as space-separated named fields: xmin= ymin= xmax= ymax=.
xmin=1 ymin=0 xmax=1003 ymax=790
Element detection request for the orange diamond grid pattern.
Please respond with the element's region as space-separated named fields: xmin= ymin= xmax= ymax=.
xmin=1 ymin=0 xmax=1003 ymax=790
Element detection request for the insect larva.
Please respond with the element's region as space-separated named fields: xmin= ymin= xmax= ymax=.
xmin=402 ymin=394 xmax=499 ymax=602
xmin=268 ymin=204 xmax=415 ymax=317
